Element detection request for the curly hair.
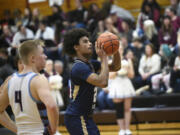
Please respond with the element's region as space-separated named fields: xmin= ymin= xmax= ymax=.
xmin=63 ymin=28 xmax=89 ymax=57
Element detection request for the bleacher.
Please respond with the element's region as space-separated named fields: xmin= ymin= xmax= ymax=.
xmin=59 ymin=93 xmax=180 ymax=125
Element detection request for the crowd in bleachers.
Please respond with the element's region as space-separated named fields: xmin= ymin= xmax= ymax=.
xmin=0 ymin=0 xmax=180 ymax=110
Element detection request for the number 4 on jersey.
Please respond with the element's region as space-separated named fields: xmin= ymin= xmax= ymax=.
xmin=15 ymin=91 xmax=23 ymax=111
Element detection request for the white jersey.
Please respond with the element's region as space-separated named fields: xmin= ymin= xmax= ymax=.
xmin=8 ymin=72 xmax=50 ymax=135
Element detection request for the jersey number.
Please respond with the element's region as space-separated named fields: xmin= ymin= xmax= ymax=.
xmin=15 ymin=91 xmax=23 ymax=111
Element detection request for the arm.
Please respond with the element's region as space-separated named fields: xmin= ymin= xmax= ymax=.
xmin=109 ymin=51 xmax=121 ymax=72
xmin=127 ymin=59 xmax=135 ymax=79
xmin=0 ymin=111 xmax=17 ymax=133
xmin=86 ymin=42 xmax=109 ymax=88
xmin=0 ymin=76 xmax=17 ymax=133
xmin=32 ymin=75 xmax=59 ymax=134
xmin=138 ymin=55 xmax=145 ymax=76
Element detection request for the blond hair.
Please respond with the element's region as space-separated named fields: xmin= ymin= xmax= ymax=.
xmin=18 ymin=39 xmax=44 ymax=64
xmin=144 ymin=20 xmax=157 ymax=40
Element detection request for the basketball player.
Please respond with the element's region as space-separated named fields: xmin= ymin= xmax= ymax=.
xmin=0 ymin=40 xmax=59 ymax=135
xmin=0 ymin=55 xmax=23 ymax=133
xmin=63 ymin=28 xmax=121 ymax=135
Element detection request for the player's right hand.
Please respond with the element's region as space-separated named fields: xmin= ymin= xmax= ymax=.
xmin=95 ymin=41 xmax=107 ymax=59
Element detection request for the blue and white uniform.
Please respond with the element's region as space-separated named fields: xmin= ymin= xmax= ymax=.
xmin=8 ymin=72 xmax=50 ymax=135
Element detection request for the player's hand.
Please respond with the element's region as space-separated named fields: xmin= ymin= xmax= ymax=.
xmin=95 ymin=41 xmax=107 ymax=59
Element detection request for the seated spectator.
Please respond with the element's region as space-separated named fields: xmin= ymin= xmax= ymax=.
xmin=130 ymin=38 xmax=145 ymax=60
xmin=137 ymin=0 xmax=161 ymax=29
xmin=104 ymin=17 xmax=119 ymax=35
xmin=87 ymin=3 xmax=103 ymax=34
xmin=120 ymin=19 xmax=133 ymax=43
xmin=159 ymin=16 xmax=177 ymax=47
xmin=109 ymin=11 xmax=123 ymax=32
xmin=0 ymin=25 xmax=13 ymax=48
xmin=35 ymin=19 xmax=55 ymax=41
xmin=165 ymin=7 xmax=180 ymax=31
xmin=30 ymin=8 xmax=42 ymax=33
xmin=120 ymin=35 xmax=132 ymax=54
xmin=0 ymin=48 xmax=14 ymax=85
xmin=133 ymin=44 xmax=161 ymax=89
xmin=174 ymin=29 xmax=180 ymax=54
xmin=168 ymin=0 xmax=180 ymax=17
xmin=125 ymin=49 xmax=140 ymax=77
xmin=13 ymin=8 xmax=23 ymax=27
xmin=97 ymin=87 xmax=114 ymax=110
xmin=151 ymin=45 xmax=173 ymax=94
xmin=0 ymin=10 xmax=15 ymax=26
xmin=170 ymin=52 xmax=180 ymax=93
xmin=67 ymin=0 xmax=87 ymax=28
xmin=142 ymin=20 xmax=159 ymax=52
xmin=12 ymin=25 xmax=34 ymax=48
xmin=22 ymin=8 xmax=32 ymax=28
xmin=48 ymin=4 xmax=65 ymax=27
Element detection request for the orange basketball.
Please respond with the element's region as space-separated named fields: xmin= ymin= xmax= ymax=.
xmin=97 ymin=32 xmax=119 ymax=56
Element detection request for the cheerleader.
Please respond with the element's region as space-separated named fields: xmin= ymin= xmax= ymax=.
xmin=108 ymin=46 xmax=135 ymax=135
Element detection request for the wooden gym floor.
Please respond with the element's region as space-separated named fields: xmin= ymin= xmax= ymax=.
xmin=59 ymin=122 xmax=180 ymax=135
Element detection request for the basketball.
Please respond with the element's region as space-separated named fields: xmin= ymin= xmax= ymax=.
xmin=97 ymin=32 xmax=119 ymax=56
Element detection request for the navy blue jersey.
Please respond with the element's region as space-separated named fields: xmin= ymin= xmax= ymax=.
xmin=66 ymin=59 xmax=101 ymax=116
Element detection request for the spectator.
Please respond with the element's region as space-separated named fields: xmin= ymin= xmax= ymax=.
xmin=87 ymin=3 xmax=103 ymax=34
xmin=159 ymin=16 xmax=177 ymax=47
xmin=49 ymin=74 xmax=64 ymax=108
xmin=43 ymin=59 xmax=62 ymax=135
xmin=67 ymin=0 xmax=87 ymax=28
xmin=0 ymin=48 xmax=14 ymax=85
xmin=104 ymin=17 xmax=119 ymax=34
xmin=43 ymin=59 xmax=56 ymax=78
xmin=134 ymin=44 xmax=161 ymax=89
xmin=0 ymin=25 xmax=13 ymax=48
xmin=130 ymin=38 xmax=145 ymax=60
xmin=137 ymin=0 xmax=160 ymax=29
xmin=30 ymin=8 xmax=42 ymax=33
xmin=54 ymin=60 xmax=63 ymax=75
xmin=165 ymin=7 xmax=180 ymax=31
xmin=35 ymin=19 xmax=55 ymax=41
xmin=142 ymin=20 xmax=159 ymax=52
xmin=22 ymin=8 xmax=32 ymax=28
xmin=125 ymin=49 xmax=140 ymax=78
xmin=120 ymin=19 xmax=133 ymax=43
xmin=12 ymin=25 xmax=34 ymax=48
xmin=97 ymin=87 xmax=114 ymax=110
xmin=54 ymin=60 xmax=68 ymax=86
xmin=0 ymin=10 xmax=14 ymax=26
xmin=54 ymin=60 xmax=70 ymax=110
xmin=120 ymin=35 xmax=132 ymax=55
xmin=170 ymin=53 xmax=180 ymax=93
xmin=48 ymin=4 xmax=64 ymax=27
xmin=109 ymin=11 xmax=123 ymax=32
xmin=151 ymin=45 xmax=173 ymax=94
xmin=13 ymin=8 xmax=23 ymax=27
xmin=168 ymin=0 xmax=180 ymax=17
